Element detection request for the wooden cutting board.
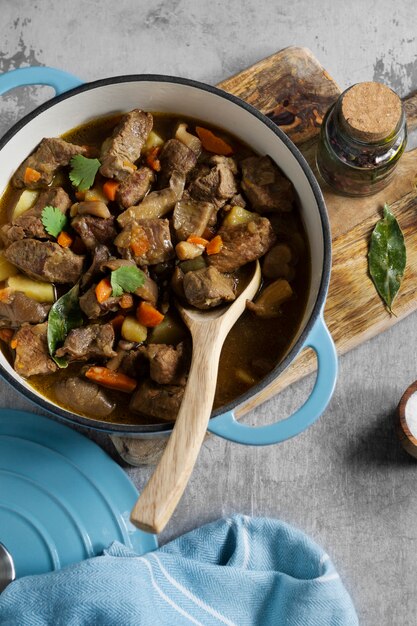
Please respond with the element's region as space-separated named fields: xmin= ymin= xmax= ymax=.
xmin=112 ymin=46 xmax=417 ymax=465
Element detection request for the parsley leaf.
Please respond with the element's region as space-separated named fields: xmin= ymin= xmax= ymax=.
xmin=110 ymin=266 xmax=145 ymax=297
xmin=69 ymin=154 xmax=101 ymax=191
xmin=41 ymin=205 xmax=68 ymax=238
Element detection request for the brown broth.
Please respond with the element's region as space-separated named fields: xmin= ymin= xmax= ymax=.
xmin=0 ymin=113 xmax=311 ymax=425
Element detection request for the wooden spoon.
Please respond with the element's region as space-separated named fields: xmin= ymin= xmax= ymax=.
xmin=130 ymin=261 xmax=262 ymax=534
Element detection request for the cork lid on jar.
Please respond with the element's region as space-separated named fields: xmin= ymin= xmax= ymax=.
xmin=340 ymin=82 xmax=403 ymax=143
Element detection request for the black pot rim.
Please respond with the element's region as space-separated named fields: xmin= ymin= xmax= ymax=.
xmin=0 ymin=73 xmax=332 ymax=436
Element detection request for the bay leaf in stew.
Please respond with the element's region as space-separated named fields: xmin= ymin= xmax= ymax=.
xmin=47 ymin=283 xmax=84 ymax=367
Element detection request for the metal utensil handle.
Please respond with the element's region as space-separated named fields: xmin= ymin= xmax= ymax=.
xmin=0 ymin=542 xmax=15 ymax=592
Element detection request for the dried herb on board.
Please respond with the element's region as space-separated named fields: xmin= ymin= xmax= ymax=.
xmin=368 ymin=203 xmax=406 ymax=314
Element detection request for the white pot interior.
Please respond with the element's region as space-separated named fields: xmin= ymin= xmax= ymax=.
xmin=0 ymin=79 xmax=325 ymax=414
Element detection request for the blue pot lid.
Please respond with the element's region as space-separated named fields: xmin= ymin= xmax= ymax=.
xmin=0 ymin=409 xmax=157 ymax=579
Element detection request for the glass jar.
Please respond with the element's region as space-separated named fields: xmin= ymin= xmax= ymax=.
xmin=316 ymin=82 xmax=407 ymax=197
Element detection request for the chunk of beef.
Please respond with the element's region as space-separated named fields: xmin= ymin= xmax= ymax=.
xmin=1 ymin=215 xmax=46 ymax=246
xmin=208 ymin=217 xmax=276 ymax=273
xmin=13 ymin=138 xmax=87 ymax=189
xmin=173 ymin=199 xmax=215 ymax=241
xmin=208 ymin=154 xmax=238 ymax=174
xmin=55 ymin=323 xmax=116 ymax=361
xmin=0 ymin=289 xmax=51 ymax=328
xmin=106 ymin=347 xmax=128 ymax=372
xmin=54 ymin=377 xmax=115 ymax=418
xmin=3 ymin=239 xmax=84 ymax=284
xmin=1 ymin=187 xmax=71 ymax=246
xmin=130 ymin=379 xmax=184 ymax=422
xmin=229 ymin=193 xmax=246 ymax=208
xmin=79 ymin=285 xmax=120 ymax=319
xmin=159 ymin=139 xmax=197 ymax=182
xmin=81 ymin=245 xmax=111 ymax=289
xmin=120 ymin=349 xmax=148 ymax=379
xmin=72 ymin=215 xmax=117 ymax=250
xmin=29 ymin=187 xmax=73 ymax=217
xmin=241 ymin=156 xmax=294 ymax=212
xmin=116 ymin=166 xmax=154 ymax=208
xmin=117 ymin=171 xmax=185 ymax=227
xmin=99 ymin=110 xmax=153 ymax=181
xmin=136 ymin=274 xmax=158 ymax=304
xmin=115 ymin=218 xmax=174 ymax=266
xmin=140 ymin=342 xmax=189 ymax=385
xmin=188 ymin=161 xmax=237 ymax=208
xmin=13 ymin=323 xmax=57 ymax=377
xmin=183 ymin=266 xmax=235 ymax=309
xmin=188 ymin=163 xmax=210 ymax=184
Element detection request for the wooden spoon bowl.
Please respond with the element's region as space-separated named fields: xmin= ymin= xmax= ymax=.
xmin=130 ymin=261 xmax=262 ymax=534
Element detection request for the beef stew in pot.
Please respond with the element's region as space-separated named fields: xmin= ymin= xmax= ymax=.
xmin=0 ymin=110 xmax=310 ymax=425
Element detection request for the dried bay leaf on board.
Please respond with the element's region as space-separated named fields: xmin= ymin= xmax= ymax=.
xmin=368 ymin=203 xmax=406 ymax=314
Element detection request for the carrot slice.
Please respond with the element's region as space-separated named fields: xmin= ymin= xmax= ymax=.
xmin=0 ymin=329 xmax=14 ymax=342
xmin=85 ymin=366 xmax=137 ymax=393
xmin=103 ymin=180 xmax=120 ymax=201
xmin=0 ymin=289 xmax=11 ymax=302
xmin=95 ymin=277 xmax=112 ymax=303
xmin=206 ymin=235 xmax=223 ymax=255
xmin=136 ymin=301 xmax=164 ymax=327
xmin=195 ymin=127 xmax=233 ymax=155
xmin=187 ymin=235 xmax=209 ymax=247
xmin=131 ymin=239 xmax=150 ymax=257
xmin=146 ymin=146 xmax=161 ymax=172
xmin=130 ymin=227 xmax=151 ymax=257
xmin=57 ymin=231 xmax=73 ymax=248
xmin=119 ymin=293 xmax=134 ymax=309
xmin=23 ymin=167 xmax=41 ymax=185
xmin=10 ymin=338 xmax=18 ymax=350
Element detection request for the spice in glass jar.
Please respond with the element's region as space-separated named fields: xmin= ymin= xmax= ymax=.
xmin=316 ymin=82 xmax=407 ymax=196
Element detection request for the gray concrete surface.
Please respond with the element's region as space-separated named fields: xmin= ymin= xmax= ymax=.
xmin=2 ymin=1 xmax=417 ymax=624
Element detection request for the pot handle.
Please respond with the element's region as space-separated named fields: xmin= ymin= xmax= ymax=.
xmin=0 ymin=66 xmax=83 ymax=96
xmin=208 ymin=313 xmax=337 ymax=445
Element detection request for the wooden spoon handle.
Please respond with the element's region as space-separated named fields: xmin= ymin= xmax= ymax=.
xmin=130 ymin=323 xmax=224 ymax=534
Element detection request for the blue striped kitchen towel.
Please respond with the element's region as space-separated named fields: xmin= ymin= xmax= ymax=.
xmin=0 ymin=515 xmax=357 ymax=625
